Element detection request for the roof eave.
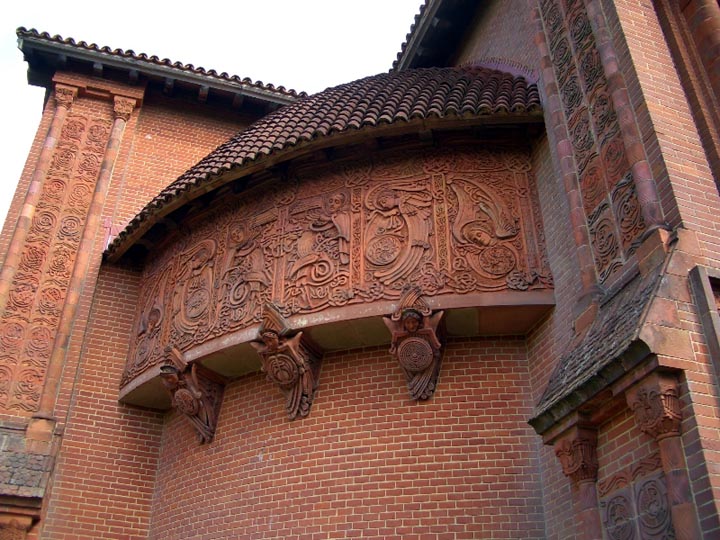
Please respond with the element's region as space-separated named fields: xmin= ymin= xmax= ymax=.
xmin=18 ymin=34 xmax=298 ymax=107
xmin=393 ymin=1 xmax=442 ymax=72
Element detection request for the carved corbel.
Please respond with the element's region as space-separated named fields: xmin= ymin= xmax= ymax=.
xmin=626 ymin=374 xmax=681 ymax=441
xmin=383 ymin=287 xmax=444 ymax=401
xmin=554 ymin=427 xmax=599 ymax=485
xmin=251 ymin=304 xmax=322 ymax=420
xmin=159 ymin=347 xmax=225 ymax=444
xmin=54 ymin=84 xmax=78 ymax=109
xmin=113 ymin=96 xmax=136 ymax=121
xmin=0 ymin=515 xmax=34 ymax=540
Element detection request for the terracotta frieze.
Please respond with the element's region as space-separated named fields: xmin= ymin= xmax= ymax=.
xmin=383 ymin=287 xmax=444 ymax=401
xmin=122 ymin=146 xmax=552 ymax=387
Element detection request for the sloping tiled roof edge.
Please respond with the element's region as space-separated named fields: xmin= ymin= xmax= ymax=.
xmin=16 ymin=27 xmax=306 ymax=103
xmin=105 ymin=66 xmax=543 ymax=261
xmin=528 ymin=264 xmax=665 ymax=435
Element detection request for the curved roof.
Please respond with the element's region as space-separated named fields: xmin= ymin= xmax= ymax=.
xmin=106 ymin=66 xmax=542 ymax=260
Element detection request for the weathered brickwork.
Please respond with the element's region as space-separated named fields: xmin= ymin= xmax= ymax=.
xmin=109 ymin=98 xmax=251 ymax=228
xmin=38 ymin=265 xmax=164 ymax=540
xmin=150 ymin=340 xmax=546 ymax=539
xmin=456 ymin=0 xmax=540 ymax=79
xmin=3 ymin=1 xmax=720 ymax=537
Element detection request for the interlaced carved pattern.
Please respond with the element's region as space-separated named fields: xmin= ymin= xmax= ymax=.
xmin=538 ymin=0 xmax=647 ymax=282
xmin=122 ymin=146 xmax=552 ymax=386
xmin=0 ymin=110 xmax=112 ymax=414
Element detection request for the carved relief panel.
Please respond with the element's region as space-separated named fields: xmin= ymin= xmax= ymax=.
xmin=0 ymin=111 xmax=112 ymax=414
xmin=538 ymin=0 xmax=647 ymax=283
xmin=598 ymin=454 xmax=676 ymax=539
xmin=123 ymin=146 xmax=552 ymax=387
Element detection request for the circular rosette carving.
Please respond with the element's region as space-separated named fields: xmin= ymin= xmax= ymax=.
xmin=0 ymin=322 xmax=25 ymax=352
xmin=69 ymin=184 xmax=93 ymax=207
xmin=636 ymin=478 xmax=671 ymax=536
xmin=186 ymin=288 xmax=211 ymax=319
xmin=397 ymin=337 xmax=434 ymax=372
xmin=174 ymin=388 xmax=200 ymax=416
xmin=307 ymin=258 xmax=335 ymax=285
xmin=13 ymin=368 xmax=43 ymax=410
xmin=478 ymin=245 xmax=516 ymax=276
xmin=87 ymin=124 xmax=109 ymax=144
xmin=9 ymin=278 xmax=39 ymax=311
xmin=20 ymin=245 xmax=45 ymax=272
xmin=593 ymin=218 xmax=619 ymax=262
xmin=45 ymin=179 xmax=67 ymax=201
xmin=31 ymin=211 xmax=57 ymax=234
xmin=264 ymin=353 xmax=300 ymax=387
xmin=366 ymin=235 xmax=402 ymax=266
xmin=49 ymin=247 xmax=73 ymax=277
xmin=25 ymin=326 xmax=52 ymax=361
xmin=39 ymin=285 xmax=63 ymax=316
xmin=604 ymin=495 xmax=634 ymax=540
xmin=51 ymin=146 xmax=77 ymax=172
xmin=59 ymin=215 xmax=83 ymax=240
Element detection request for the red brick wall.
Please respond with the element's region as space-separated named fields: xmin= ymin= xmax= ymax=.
xmin=604 ymin=0 xmax=720 ymax=266
xmin=455 ymin=0 xmax=540 ymax=79
xmin=38 ymin=264 xmax=164 ymax=540
xmin=108 ymin=96 xmax=252 ymax=229
xmin=149 ymin=339 xmax=546 ymax=539
xmin=525 ymin=134 xmax=582 ymax=539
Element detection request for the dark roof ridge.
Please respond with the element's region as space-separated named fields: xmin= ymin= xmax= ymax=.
xmin=16 ymin=27 xmax=307 ymax=99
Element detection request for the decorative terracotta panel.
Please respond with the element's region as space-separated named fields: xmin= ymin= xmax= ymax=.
xmin=122 ymin=146 xmax=552 ymax=387
xmin=0 ymin=112 xmax=112 ymax=414
xmin=538 ymin=0 xmax=648 ymax=283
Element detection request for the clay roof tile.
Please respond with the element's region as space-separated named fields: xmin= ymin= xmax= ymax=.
xmin=106 ymin=66 xmax=542 ymax=259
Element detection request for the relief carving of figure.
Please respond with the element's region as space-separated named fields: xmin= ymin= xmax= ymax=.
xmin=219 ymin=222 xmax=270 ymax=327
xmin=251 ymin=304 xmax=321 ymax=420
xmin=285 ymin=191 xmax=351 ymax=311
xmin=449 ymin=181 xmax=520 ymax=280
xmin=365 ymin=184 xmax=433 ymax=286
xmin=384 ymin=287 xmax=444 ymax=400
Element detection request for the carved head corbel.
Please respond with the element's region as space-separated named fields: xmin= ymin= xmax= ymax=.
xmin=251 ymin=304 xmax=322 ymax=420
xmin=383 ymin=287 xmax=444 ymax=401
xmin=159 ymin=346 xmax=225 ymax=444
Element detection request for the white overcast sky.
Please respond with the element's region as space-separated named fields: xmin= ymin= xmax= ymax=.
xmin=0 ymin=0 xmax=422 ymax=229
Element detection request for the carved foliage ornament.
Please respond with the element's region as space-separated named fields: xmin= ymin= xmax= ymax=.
xmin=113 ymin=96 xmax=136 ymax=121
xmin=251 ymin=304 xmax=321 ymax=420
xmin=54 ymin=84 xmax=77 ymax=109
xmin=159 ymin=347 xmax=225 ymax=444
xmin=384 ymin=287 xmax=444 ymax=401
xmin=554 ymin=432 xmax=598 ymax=484
xmin=629 ymin=386 xmax=681 ymax=440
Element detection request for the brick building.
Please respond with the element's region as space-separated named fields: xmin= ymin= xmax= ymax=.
xmin=1 ymin=0 xmax=719 ymax=538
